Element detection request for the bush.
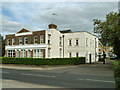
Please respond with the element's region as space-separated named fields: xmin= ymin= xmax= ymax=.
xmin=113 ymin=60 xmax=120 ymax=88
xmin=1 ymin=57 xmax=85 ymax=65
xmin=99 ymin=58 xmax=104 ymax=61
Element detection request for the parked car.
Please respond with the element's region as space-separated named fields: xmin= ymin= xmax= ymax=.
xmin=110 ymin=56 xmax=117 ymax=60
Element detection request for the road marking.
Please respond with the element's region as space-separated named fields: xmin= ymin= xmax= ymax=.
xmin=2 ymin=71 xmax=10 ymax=73
xmin=78 ymin=78 xmax=115 ymax=83
xmin=21 ymin=73 xmax=55 ymax=78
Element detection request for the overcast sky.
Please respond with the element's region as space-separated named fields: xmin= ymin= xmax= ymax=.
xmin=1 ymin=2 xmax=119 ymax=37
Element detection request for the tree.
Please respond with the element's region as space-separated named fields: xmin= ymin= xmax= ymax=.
xmin=0 ymin=35 xmax=5 ymax=57
xmin=93 ymin=12 xmax=120 ymax=59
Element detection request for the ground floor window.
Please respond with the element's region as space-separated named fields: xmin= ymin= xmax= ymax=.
xmin=33 ymin=49 xmax=43 ymax=58
xmin=69 ymin=53 xmax=72 ymax=57
xmin=8 ymin=50 xmax=15 ymax=57
xmin=48 ymin=49 xmax=50 ymax=58
xmin=76 ymin=53 xmax=79 ymax=57
xmin=60 ymin=49 xmax=62 ymax=57
xmin=16 ymin=51 xmax=19 ymax=57
xmin=20 ymin=50 xmax=26 ymax=57
xmin=27 ymin=50 xmax=31 ymax=58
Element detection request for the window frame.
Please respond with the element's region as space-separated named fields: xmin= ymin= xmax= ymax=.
xmin=12 ymin=38 xmax=15 ymax=45
xmin=69 ymin=52 xmax=72 ymax=57
xmin=19 ymin=37 xmax=22 ymax=45
xmin=75 ymin=39 xmax=79 ymax=46
xmin=69 ymin=40 xmax=72 ymax=46
xmin=40 ymin=35 xmax=44 ymax=43
xmin=48 ymin=34 xmax=51 ymax=44
xmin=7 ymin=39 xmax=10 ymax=46
xmin=24 ymin=37 xmax=28 ymax=45
xmin=76 ymin=53 xmax=79 ymax=57
xmin=34 ymin=36 xmax=37 ymax=44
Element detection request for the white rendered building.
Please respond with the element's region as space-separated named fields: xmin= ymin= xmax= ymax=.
xmin=5 ymin=23 xmax=99 ymax=63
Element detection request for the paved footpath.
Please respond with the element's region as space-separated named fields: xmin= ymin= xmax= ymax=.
xmin=0 ymin=59 xmax=115 ymax=71
xmin=0 ymin=64 xmax=81 ymax=71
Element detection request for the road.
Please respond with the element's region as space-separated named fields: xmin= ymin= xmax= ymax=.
xmin=2 ymin=62 xmax=115 ymax=88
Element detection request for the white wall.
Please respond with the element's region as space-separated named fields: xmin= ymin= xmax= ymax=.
xmin=45 ymin=29 xmax=63 ymax=58
xmin=62 ymin=31 xmax=99 ymax=63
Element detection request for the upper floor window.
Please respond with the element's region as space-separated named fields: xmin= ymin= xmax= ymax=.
xmin=75 ymin=39 xmax=79 ymax=46
xmin=19 ymin=37 xmax=22 ymax=45
xmin=48 ymin=34 xmax=51 ymax=44
xmin=24 ymin=37 xmax=28 ymax=45
xmin=90 ymin=39 xmax=92 ymax=47
xmin=34 ymin=36 xmax=37 ymax=44
xmin=12 ymin=38 xmax=15 ymax=45
xmin=69 ymin=40 xmax=72 ymax=46
xmin=40 ymin=35 xmax=44 ymax=43
xmin=60 ymin=37 xmax=62 ymax=46
xmin=7 ymin=39 xmax=10 ymax=45
xmin=86 ymin=38 xmax=88 ymax=46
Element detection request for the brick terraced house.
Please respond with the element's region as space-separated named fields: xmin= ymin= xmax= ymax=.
xmin=5 ymin=23 xmax=99 ymax=63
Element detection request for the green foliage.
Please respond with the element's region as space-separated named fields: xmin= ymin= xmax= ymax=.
xmin=1 ymin=57 xmax=85 ymax=65
xmin=99 ymin=58 xmax=104 ymax=61
xmin=113 ymin=61 xmax=120 ymax=88
xmin=93 ymin=12 xmax=120 ymax=59
xmin=0 ymin=35 xmax=5 ymax=57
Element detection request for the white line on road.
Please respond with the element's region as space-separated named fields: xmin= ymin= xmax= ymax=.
xmin=1 ymin=71 xmax=10 ymax=73
xmin=78 ymin=78 xmax=115 ymax=83
xmin=21 ymin=73 xmax=56 ymax=78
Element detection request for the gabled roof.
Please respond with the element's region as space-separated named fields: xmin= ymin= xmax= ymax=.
xmin=17 ymin=28 xmax=30 ymax=33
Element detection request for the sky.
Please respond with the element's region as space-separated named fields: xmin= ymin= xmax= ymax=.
xmin=1 ymin=1 xmax=119 ymax=37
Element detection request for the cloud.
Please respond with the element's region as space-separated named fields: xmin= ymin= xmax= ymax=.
xmin=1 ymin=2 xmax=118 ymax=37
xmin=1 ymin=15 xmax=37 ymax=37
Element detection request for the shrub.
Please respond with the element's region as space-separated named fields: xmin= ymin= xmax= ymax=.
xmin=113 ymin=60 xmax=120 ymax=88
xmin=1 ymin=57 xmax=85 ymax=65
xmin=99 ymin=58 xmax=104 ymax=61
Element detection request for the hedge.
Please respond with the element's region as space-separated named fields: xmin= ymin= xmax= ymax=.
xmin=113 ymin=60 xmax=120 ymax=88
xmin=0 ymin=57 xmax=85 ymax=65
xmin=99 ymin=58 xmax=104 ymax=61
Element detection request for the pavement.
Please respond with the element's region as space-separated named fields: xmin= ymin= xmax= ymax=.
xmin=1 ymin=60 xmax=116 ymax=88
xmin=0 ymin=59 xmax=115 ymax=71
xmin=0 ymin=64 xmax=81 ymax=71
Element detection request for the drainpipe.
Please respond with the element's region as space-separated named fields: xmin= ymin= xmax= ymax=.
xmin=95 ymin=38 xmax=96 ymax=62
xmin=62 ymin=35 xmax=65 ymax=58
